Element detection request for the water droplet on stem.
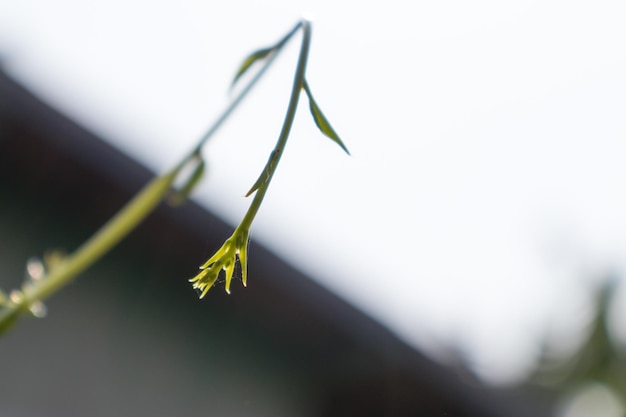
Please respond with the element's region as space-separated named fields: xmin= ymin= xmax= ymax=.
xmin=29 ymin=301 xmax=47 ymax=318
xmin=26 ymin=257 xmax=45 ymax=281
xmin=9 ymin=290 xmax=23 ymax=304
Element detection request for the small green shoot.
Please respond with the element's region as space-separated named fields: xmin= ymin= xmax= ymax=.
xmin=0 ymin=19 xmax=349 ymax=333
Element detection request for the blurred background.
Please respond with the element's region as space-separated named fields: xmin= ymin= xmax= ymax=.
xmin=1 ymin=1 xmax=626 ymax=416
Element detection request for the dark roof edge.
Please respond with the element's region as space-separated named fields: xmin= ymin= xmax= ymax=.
xmin=1 ymin=68 xmax=552 ymax=417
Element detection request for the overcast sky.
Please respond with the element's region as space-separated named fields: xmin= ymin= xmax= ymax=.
xmin=2 ymin=0 xmax=626 ymax=384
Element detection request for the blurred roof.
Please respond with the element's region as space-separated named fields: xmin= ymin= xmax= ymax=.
xmin=0 ymin=67 xmax=551 ymax=416
xmin=3 ymin=2 xmax=626 ymax=385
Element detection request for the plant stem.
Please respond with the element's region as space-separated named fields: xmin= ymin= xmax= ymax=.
xmin=0 ymin=21 xmax=306 ymax=332
xmin=189 ymin=21 xmax=303 ymax=158
xmin=0 ymin=167 xmax=181 ymax=329
xmin=238 ymin=20 xmax=311 ymax=232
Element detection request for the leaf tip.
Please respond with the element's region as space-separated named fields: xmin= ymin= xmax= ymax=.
xmin=302 ymin=80 xmax=350 ymax=155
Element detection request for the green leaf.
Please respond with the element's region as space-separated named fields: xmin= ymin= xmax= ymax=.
xmin=303 ymin=80 xmax=350 ymax=155
xmin=244 ymin=149 xmax=280 ymax=197
xmin=231 ymin=47 xmax=275 ymax=88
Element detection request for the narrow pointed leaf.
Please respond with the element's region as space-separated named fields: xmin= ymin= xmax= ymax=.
xmin=245 ymin=149 xmax=280 ymax=197
xmin=235 ymin=230 xmax=249 ymax=287
xmin=239 ymin=241 xmax=249 ymax=287
xmin=223 ymin=260 xmax=235 ymax=294
xmin=244 ymin=171 xmax=266 ymax=198
xmin=190 ymin=268 xmax=219 ymax=299
xmin=200 ymin=243 xmax=228 ymax=269
xmin=303 ymin=80 xmax=350 ymax=155
xmin=231 ymin=47 xmax=275 ymax=88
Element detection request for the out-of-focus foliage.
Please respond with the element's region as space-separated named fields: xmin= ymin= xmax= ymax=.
xmin=530 ymin=277 xmax=626 ymax=416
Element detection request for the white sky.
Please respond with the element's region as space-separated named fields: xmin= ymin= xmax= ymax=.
xmin=2 ymin=0 xmax=626 ymax=384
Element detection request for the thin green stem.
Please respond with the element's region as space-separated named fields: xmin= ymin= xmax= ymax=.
xmin=188 ymin=20 xmax=314 ymax=297
xmin=0 ymin=167 xmax=181 ymax=328
xmin=188 ymin=21 xmax=302 ymax=158
xmin=239 ymin=20 xmax=312 ymax=231
xmin=0 ymin=21 xmax=305 ymax=332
